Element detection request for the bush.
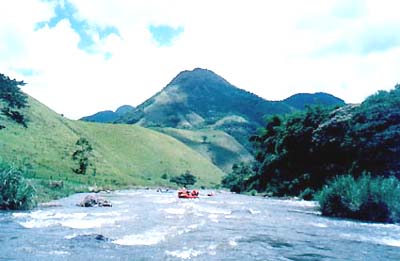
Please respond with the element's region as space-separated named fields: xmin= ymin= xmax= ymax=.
xmin=0 ymin=163 xmax=36 ymax=210
xmin=221 ymin=163 xmax=255 ymax=193
xmin=170 ymin=170 xmax=197 ymax=187
xmin=317 ymin=174 xmax=400 ymax=223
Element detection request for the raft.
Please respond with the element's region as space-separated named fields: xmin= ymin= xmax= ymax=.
xmin=178 ymin=189 xmax=199 ymax=199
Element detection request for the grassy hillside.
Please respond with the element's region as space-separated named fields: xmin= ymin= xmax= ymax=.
xmin=157 ymin=127 xmax=254 ymax=173
xmin=0 ymin=96 xmax=224 ymax=200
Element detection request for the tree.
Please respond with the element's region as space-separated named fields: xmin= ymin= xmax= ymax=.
xmin=72 ymin=138 xmax=94 ymax=175
xmin=222 ymin=162 xmax=255 ymax=193
xmin=170 ymin=170 xmax=197 ymax=187
xmin=0 ymin=73 xmax=28 ymax=127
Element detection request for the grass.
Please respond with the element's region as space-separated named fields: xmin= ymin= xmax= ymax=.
xmin=317 ymin=174 xmax=400 ymax=223
xmin=0 ymin=96 xmax=224 ymax=202
xmin=157 ymin=127 xmax=253 ymax=173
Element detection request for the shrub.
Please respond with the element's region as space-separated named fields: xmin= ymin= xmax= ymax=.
xmin=170 ymin=170 xmax=197 ymax=187
xmin=317 ymin=174 xmax=400 ymax=223
xmin=72 ymin=138 xmax=94 ymax=175
xmin=221 ymin=163 xmax=255 ymax=193
xmin=249 ymin=189 xmax=257 ymax=196
xmin=0 ymin=163 xmax=36 ymax=210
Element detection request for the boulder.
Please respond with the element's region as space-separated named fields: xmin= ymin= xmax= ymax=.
xmin=78 ymin=194 xmax=112 ymax=207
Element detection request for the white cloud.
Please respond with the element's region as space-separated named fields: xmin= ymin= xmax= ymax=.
xmin=1 ymin=0 xmax=400 ymax=119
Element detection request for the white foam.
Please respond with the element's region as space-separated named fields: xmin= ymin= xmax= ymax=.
xmin=195 ymin=205 xmax=231 ymax=215
xmin=248 ymin=208 xmax=261 ymax=214
xmin=164 ymin=208 xmax=186 ymax=215
xmin=228 ymin=239 xmax=238 ymax=247
xmin=228 ymin=237 xmax=241 ymax=247
xmin=14 ymin=210 xmax=88 ymax=221
xmin=311 ymin=222 xmax=328 ymax=228
xmin=19 ymin=219 xmax=57 ymax=229
xmin=283 ymin=200 xmax=318 ymax=208
xmin=90 ymin=211 xmax=121 ymax=217
xmin=152 ymin=198 xmax=177 ymax=204
xmin=54 ymin=213 xmax=88 ymax=219
xmin=61 ymin=218 xmax=116 ymax=229
xmin=113 ymin=229 xmax=168 ymax=246
xmin=12 ymin=213 xmax=29 ymax=218
xmin=49 ymin=250 xmax=69 ymax=256
xmin=165 ymin=249 xmax=202 ymax=259
xmin=64 ymin=233 xmax=79 ymax=239
xmin=377 ymin=238 xmax=400 ymax=248
xmin=208 ymin=214 xmax=219 ymax=223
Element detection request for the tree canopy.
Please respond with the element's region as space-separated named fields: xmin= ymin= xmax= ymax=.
xmin=0 ymin=73 xmax=28 ymax=127
xmin=223 ymin=84 xmax=400 ymax=198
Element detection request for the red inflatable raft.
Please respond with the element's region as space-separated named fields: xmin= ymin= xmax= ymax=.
xmin=178 ymin=189 xmax=199 ymax=199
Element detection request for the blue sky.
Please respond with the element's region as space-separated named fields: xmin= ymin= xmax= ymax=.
xmin=1 ymin=0 xmax=400 ymax=119
xmin=149 ymin=25 xmax=184 ymax=47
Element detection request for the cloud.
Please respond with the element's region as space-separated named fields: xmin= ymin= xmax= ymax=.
xmin=1 ymin=0 xmax=400 ymax=119
xmin=35 ymin=0 xmax=120 ymax=53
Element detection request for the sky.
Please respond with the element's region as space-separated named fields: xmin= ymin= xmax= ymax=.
xmin=1 ymin=0 xmax=400 ymax=119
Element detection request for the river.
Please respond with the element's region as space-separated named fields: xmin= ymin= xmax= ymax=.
xmin=1 ymin=189 xmax=400 ymax=260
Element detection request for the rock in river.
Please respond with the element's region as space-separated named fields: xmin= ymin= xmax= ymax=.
xmin=78 ymin=194 xmax=112 ymax=207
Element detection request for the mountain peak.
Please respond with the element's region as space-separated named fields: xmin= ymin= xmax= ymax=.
xmin=168 ymin=68 xmax=230 ymax=87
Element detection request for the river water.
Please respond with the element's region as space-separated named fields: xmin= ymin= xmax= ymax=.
xmin=1 ymin=189 xmax=400 ymax=260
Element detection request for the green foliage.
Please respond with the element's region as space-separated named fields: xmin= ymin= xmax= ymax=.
xmin=72 ymin=138 xmax=94 ymax=175
xmin=0 ymin=162 xmax=36 ymax=210
xmin=170 ymin=170 xmax=197 ymax=187
xmin=348 ymin=84 xmax=400 ymax=176
xmin=222 ymin=162 xmax=255 ymax=193
xmin=0 ymin=73 xmax=28 ymax=127
xmin=226 ymin=84 xmax=400 ymax=202
xmin=252 ymin=107 xmax=333 ymax=196
xmin=317 ymin=174 xmax=400 ymax=223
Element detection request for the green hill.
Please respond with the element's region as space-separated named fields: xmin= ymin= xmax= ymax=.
xmin=158 ymin=127 xmax=253 ymax=173
xmin=80 ymin=105 xmax=135 ymax=123
xmin=0 ymin=96 xmax=224 ymax=200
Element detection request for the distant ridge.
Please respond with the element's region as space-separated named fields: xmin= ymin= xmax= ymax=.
xmin=284 ymin=92 xmax=345 ymax=110
xmin=81 ymin=105 xmax=135 ymax=123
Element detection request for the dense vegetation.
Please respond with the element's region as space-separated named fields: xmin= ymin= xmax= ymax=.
xmin=223 ymin=84 xmax=400 ymax=221
xmin=169 ymin=170 xmax=197 ymax=187
xmin=0 ymin=74 xmax=28 ymax=128
xmin=317 ymin=174 xmax=400 ymax=223
xmin=0 ymin=161 xmax=36 ymax=210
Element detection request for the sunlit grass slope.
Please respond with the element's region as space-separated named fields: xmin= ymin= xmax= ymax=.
xmin=0 ymin=97 xmax=224 ymax=194
xmin=157 ymin=127 xmax=254 ymax=173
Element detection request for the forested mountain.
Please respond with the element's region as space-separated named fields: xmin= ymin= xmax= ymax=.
xmin=109 ymin=68 xmax=343 ymax=152
xmin=114 ymin=68 xmax=344 ymax=128
xmin=223 ymin=84 xmax=400 ymax=198
xmin=79 ymin=68 xmax=344 ymax=172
